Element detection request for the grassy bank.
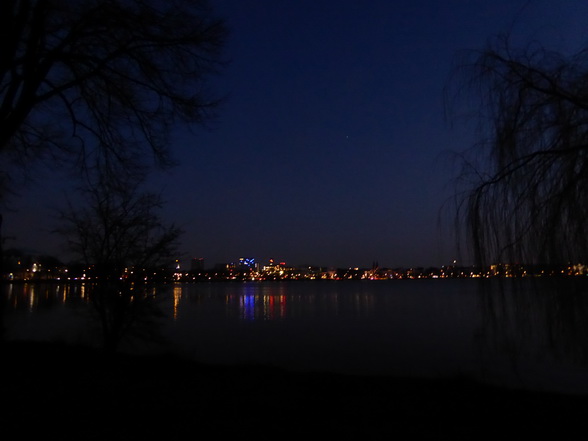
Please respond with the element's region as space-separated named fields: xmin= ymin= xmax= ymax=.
xmin=3 ymin=340 xmax=588 ymax=439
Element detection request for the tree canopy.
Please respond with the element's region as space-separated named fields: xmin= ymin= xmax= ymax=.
xmin=452 ymin=35 xmax=588 ymax=266
xmin=0 ymin=0 xmax=226 ymax=182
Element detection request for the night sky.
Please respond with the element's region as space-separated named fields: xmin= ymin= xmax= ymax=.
xmin=5 ymin=0 xmax=588 ymax=269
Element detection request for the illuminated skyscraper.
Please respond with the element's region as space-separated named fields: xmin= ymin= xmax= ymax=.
xmin=239 ymin=257 xmax=256 ymax=269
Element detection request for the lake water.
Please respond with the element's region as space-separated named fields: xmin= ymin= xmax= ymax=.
xmin=3 ymin=278 xmax=588 ymax=394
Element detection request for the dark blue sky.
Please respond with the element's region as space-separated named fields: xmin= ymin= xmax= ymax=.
xmin=6 ymin=0 xmax=588 ymax=269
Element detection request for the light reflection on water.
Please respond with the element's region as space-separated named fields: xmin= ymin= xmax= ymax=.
xmin=3 ymin=282 xmax=83 ymax=312
xmin=3 ymin=279 xmax=588 ymax=394
xmin=238 ymin=293 xmax=288 ymax=321
xmin=164 ymin=280 xmax=481 ymax=383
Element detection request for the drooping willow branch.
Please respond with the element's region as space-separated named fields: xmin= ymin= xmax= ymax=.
xmin=451 ymin=35 xmax=588 ymax=266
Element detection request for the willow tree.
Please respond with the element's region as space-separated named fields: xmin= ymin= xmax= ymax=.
xmin=0 ymin=0 xmax=226 ymax=180
xmin=452 ymin=35 xmax=588 ymax=267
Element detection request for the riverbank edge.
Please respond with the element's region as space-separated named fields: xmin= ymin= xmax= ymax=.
xmin=3 ymin=340 xmax=588 ymax=438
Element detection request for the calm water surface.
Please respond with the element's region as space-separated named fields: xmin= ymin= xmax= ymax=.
xmin=3 ymin=279 xmax=588 ymax=394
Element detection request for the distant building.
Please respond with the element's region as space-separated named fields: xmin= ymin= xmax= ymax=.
xmin=191 ymin=257 xmax=205 ymax=271
xmin=239 ymin=257 xmax=257 ymax=271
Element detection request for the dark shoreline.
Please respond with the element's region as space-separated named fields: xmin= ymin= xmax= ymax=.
xmin=3 ymin=340 xmax=588 ymax=439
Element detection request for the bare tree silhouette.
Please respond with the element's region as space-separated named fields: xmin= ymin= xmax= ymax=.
xmin=0 ymin=0 xmax=226 ymax=183
xmin=57 ymin=173 xmax=182 ymax=352
xmin=450 ymin=35 xmax=588 ymax=266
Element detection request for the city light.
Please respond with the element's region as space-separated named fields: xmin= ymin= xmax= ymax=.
xmin=2 ymin=254 xmax=586 ymax=283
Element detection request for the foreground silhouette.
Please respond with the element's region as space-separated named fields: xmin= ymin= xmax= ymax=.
xmin=451 ymin=34 xmax=588 ymax=266
xmin=3 ymin=340 xmax=588 ymax=439
xmin=58 ymin=175 xmax=180 ymax=353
